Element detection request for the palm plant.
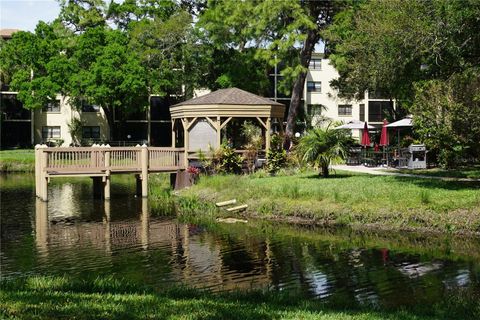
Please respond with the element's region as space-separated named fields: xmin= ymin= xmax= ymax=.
xmin=297 ymin=124 xmax=353 ymax=177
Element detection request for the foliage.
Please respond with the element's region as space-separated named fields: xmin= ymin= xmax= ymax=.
xmin=67 ymin=117 xmax=83 ymax=146
xmin=218 ymin=145 xmax=243 ymax=174
xmin=266 ymin=134 xmax=287 ymax=174
xmin=325 ymin=0 xmax=480 ymax=166
xmin=68 ymin=27 xmax=148 ymax=138
xmin=297 ymin=125 xmax=353 ymax=177
xmin=241 ymin=121 xmax=263 ymax=174
xmin=199 ymin=0 xmax=344 ymax=147
xmin=1 ymin=0 xmax=202 ymax=140
xmin=0 ymin=22 xmax=74 ymax=110
xmin=199 ymin=144 xmax=243 ymax=175
xmin=411 ymin=69 xmax=480 ymax=168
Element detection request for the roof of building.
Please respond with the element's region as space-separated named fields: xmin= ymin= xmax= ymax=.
xmin=0 ymin=29 xmax=20 ymax=40
xmin=173 ymin=87 xmax=284 ymax=107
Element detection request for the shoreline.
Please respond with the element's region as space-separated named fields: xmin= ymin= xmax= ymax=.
xmin=173 ymin=170 xmax=480 ymax=236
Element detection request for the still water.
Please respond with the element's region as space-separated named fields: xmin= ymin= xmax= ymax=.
xmin=1 ymin=174 xmax=479 ymax=308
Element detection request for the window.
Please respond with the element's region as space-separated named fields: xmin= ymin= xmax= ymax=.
xmin=43 ymin=100 xmax=60 ymax=112
xmin=338 ymin=104 xmax=352 ymax=116
xmin=307 ymin=104 xmax=324 ymax=115
xmin=82 ymin=126 xmax=100 ymax=139
xmin=359 ymin=104 xmax=365 ymax=122
xmin=81 ymin=101 xmax=101 ymax=112
xmin=42 ymin=126 xmax=61 ymax=139
xmin=309 ymin=58 xmax=322 ymax=70
xmin=307 ymin=81 xmax=321 ymax=92
xmin=368 ymin=101 xmax=391 ymax=122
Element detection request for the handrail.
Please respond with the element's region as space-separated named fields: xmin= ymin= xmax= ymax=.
xmin=39 ymin=146 xmax=186 ymax=173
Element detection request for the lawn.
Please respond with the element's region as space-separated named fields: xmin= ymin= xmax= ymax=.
xmin=176 ymin=169 xmax=480 ymax=234
xmin=1 ymin=276 xmax=478 ymax=320
xmin=392 ymin=166 xmax=480 ymax=179
xmin=0 ymin=149 xmax=35 ymax=172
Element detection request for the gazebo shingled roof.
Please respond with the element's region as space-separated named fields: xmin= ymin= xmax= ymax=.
xmin=172 ymin=87 xmax=284 ymax=107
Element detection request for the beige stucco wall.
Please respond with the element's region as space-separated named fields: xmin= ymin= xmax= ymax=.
xmin=304 ymin=58 xmax=363 ymax=125
xmin=34 ymin=96 xmax=109 ymax=146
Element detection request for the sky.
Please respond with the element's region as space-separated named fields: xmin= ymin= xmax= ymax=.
xmin=0 ymin=0 xmax=60 ymax=32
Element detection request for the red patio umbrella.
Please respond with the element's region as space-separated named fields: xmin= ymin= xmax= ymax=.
xmin=379 ymin=119 xmax=389 ymax=146
xmin=361 ymin=122 xmax=371 ymax=147
xmin=379 ymin=119 xmax=389 ymax=166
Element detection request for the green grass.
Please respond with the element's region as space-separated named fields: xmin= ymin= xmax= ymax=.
xmin=0 ymin=149 xmax=35 ymax=172
xmin=1 ymin=275 xmax=478 ymax=320
xmin=391 ymin=166 xmax=480 ymax=179
xmin=176 ymin=169 xmax=480 ymax=234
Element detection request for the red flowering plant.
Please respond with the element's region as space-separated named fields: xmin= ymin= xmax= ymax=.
xmin=187 ymin=166 xmax=200 ymax=175
xmin=187 ymin=166 xmax=200 ymax=184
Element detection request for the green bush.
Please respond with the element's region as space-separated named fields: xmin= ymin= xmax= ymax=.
xmin=266 ymin=134 xmax=287 ymax=174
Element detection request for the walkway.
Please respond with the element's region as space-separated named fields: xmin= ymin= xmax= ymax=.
xmin=331 ymin=165 xmax=480 ymax=182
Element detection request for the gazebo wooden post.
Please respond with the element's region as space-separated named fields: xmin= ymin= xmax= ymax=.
xmin=216 ymin=116 xmax=221 ymax=147
xmin=181 ymin=118 xmax=189 ymax=168
xmin=266 ymin=117 xmax=271 ymax=151
xmin=171 ymin=120 xmax=176 ymax=147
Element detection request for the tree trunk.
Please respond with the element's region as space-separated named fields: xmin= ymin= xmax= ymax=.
xmin=103 ymin=107 xmax=115 ymax=143
xmin=283 ymin=15 xmax=323 ymax=150
xmin=321 ymin=164 xmax=329 ymax=178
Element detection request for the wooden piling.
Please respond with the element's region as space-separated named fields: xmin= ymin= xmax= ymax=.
xmin=141 ymin=145 xmax=148 ymax=197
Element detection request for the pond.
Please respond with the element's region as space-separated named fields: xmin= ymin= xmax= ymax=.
xmin=1 ymin=173 xmax=479 ymax=309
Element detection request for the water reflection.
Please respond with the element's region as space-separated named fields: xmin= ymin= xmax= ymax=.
xmin=1 ymin=174 xmax=480 ymax=309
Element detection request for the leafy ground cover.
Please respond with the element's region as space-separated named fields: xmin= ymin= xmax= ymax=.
xmin=1 ymin=276 xmax=478 ymax=320
xmin=175 ymin=169 xmax=480 ymax=235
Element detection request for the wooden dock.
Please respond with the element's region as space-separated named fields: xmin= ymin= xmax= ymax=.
xmin=35 ymin=145 xmax=186 ymax=201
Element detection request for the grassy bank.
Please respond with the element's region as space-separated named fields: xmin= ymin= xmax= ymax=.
xmin=0 ymin=149 xmax=35 ymax=172
xmin=175 ymin=170 xmax=480 ymax=235
xmin=1 ymin=276 xmax=478 ymax=320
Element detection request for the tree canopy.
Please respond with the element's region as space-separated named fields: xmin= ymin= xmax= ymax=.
xmin=324 ymin=0 xmax=480 ymax=167
xmin=1 ymin=0 xmax=201 ymax=140
xmin=199 ymin=0 xmax=344 ymax=148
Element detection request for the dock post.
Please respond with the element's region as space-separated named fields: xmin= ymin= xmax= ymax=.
xmin=104 ymin=147 xmax=111 ymax=199
xmin=39 ymin=146 xmax=49 ymax=201
xmin=35 ymin=145 xmax=40 ymax=197
xmin=141 ymin=144 xmax=149 ymax=197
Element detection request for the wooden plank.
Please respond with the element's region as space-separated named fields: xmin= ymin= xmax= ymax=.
xmin=226 ymin=204 xmax=248 ymax=212
xmin=216 ymin=199 xmax=237 ymax=207
xmin=256 ymin=117 xmax=267 ymax=129
xmin=220 ymin=117 xmax=232 ymax=129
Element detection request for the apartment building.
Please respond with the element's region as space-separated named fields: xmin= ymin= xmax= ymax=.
xmin=0 ymin=92 xmax=180 ymax=147
xmin=269 ymin=53 xmax=396 ymax=136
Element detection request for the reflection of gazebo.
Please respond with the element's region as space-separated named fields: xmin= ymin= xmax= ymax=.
xmin=170 ymin=88 xmax=285 ymax=166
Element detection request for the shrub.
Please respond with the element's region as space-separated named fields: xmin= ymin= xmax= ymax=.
xmin=266 ymin=134 xmax=287 ymax=174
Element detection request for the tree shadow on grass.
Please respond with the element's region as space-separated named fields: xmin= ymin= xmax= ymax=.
xmin=302 ymin=173 xmax=361 ymax=180
xmin=2 ymin=276 xmax=478 ymax=320
xmin=390 ymin=176 xmax=480 ymax=191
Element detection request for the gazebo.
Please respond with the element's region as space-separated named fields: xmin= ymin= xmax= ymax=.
xmin=170 ymin=88 xmax=285 ymax=166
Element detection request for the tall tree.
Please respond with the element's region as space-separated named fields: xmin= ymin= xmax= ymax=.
xmin=68 ymin=27 xmax=148 ymax=138
xmin=0 ymin=21 xmax=74 ymax=110
xmin=199 ymin=0 xmax=343 ymax=149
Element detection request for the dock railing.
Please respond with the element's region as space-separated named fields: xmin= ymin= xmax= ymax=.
xmin=35 ymin=145 xmax=186 ymax=201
